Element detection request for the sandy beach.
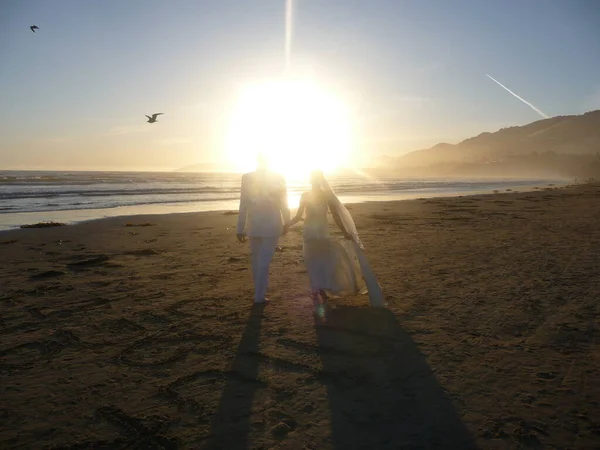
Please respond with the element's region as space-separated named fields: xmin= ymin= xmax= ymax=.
xmin=1 ymin=183 xmax=600 ymax=449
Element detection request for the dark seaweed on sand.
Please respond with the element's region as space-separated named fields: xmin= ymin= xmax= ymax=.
xmin=67 ymin=255 xmax=110 ymax=267
xmin=20 ymin=221 xmax=67 ymax=229
xmin=30 ymin=270 xmax=67 ymax=279
xmin=125 ymin=223 xmax=156 ymax=227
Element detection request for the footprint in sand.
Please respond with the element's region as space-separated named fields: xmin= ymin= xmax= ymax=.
xmin=0 ymin=330 xmax=80 ymax=370
xmin=125 ymin=249 xmax=161 ymax=256
xmin=95 ymin=406 xmax=179 ymax=448
xmin=117 ymin=333 xmax=230 ymax=367
xmin=29 ymin=270 xmax=66 ymax=279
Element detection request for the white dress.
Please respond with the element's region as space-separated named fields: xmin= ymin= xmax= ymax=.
xmin=302 ymin=197 xmax=367 ymax=295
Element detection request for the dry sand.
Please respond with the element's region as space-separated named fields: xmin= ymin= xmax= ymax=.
xmin=1 ymin=183 xmax=600 ymax=449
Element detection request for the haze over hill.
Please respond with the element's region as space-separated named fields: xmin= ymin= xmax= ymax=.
xmin=174 ymin=162 xmax=233 ymax=173
xmin=378 ymin=110 xmax=600 ymax=179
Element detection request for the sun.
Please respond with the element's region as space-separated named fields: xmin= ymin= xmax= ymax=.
xmin=226 ymin=78 xmax=353 ymax=180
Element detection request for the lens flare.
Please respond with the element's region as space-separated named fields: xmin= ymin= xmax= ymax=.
xmin=285 ymin=0 xmax=294 ymax=72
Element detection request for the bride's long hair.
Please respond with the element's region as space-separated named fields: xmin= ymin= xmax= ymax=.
xmin=311 ymin=170 xmax=363 ymax=249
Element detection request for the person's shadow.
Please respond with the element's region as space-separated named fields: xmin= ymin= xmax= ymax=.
xmin=315 ymin=306 xmax=475 ymax=449
xmin=202 ymin=303 xmax=266 ymax=450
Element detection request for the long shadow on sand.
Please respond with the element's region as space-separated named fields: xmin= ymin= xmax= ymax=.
xmin=315 ymin=306 xmax=475 ymax=449
xmin=203 ymin=303 xmax=266 ymax=449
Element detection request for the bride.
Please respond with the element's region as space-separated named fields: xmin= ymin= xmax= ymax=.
xmin=284 ymin=170 xmax=384 ymax=312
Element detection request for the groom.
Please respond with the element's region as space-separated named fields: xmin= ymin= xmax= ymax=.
xmin=237 ymin=154 xmax=290 ymax=304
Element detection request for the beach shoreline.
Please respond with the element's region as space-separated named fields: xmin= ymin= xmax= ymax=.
xmin=2 ymin=181 xmax=599 ymax=449
xmin=0 ymin=179 xmax=568 ymax=233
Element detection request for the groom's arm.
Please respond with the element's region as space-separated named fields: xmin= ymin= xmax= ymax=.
xmin=237 ymin=174 xmax=249 ymax=239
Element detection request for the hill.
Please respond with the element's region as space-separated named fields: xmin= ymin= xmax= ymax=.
xmin=384 ymin=110 xmax=600 ymax=178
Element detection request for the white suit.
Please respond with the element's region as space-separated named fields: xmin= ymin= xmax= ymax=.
xmin=237 ymin=168 xmax=290 ymax=303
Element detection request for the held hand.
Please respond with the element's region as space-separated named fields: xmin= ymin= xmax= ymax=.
xmin=282 ymin=225 xmax=289 ymax=236
xmin=236 ymin=233 xmax=246 ymax=243
xmin=344 ymin=232 xmax=353 ymax=241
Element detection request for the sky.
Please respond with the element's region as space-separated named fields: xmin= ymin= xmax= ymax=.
xmin=1 ymin=0 xmax=599 ymax=171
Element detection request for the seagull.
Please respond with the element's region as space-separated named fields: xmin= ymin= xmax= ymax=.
xmin=30 ymin=25 xmax=39 ymax=33
xmin=145 ymin=113 xmax=163 ymax=123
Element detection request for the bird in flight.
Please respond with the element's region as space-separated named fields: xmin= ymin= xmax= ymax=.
xmin=30 ymin=25 xmax=39 ymax=33
xmin=145 ymin=113 xmax=163 ymax=123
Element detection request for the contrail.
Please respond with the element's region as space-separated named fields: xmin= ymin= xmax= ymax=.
xmin=486 ymin=74 xmax=549 ymax=119
xmin=285 ymin=0 xmax=294 ymax=72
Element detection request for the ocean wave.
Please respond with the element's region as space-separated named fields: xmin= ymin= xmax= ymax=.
xmin=0 ymin=187 xmax=242 ymax=200
xmin=0 ymin=195 xmax=242 ymax=214
xmin=0 ymin=180 xmax=532 ymax=201
xmin=0 ymin=171 xmax=241 ymax=185
xmin=0 ymin=170 xmax=557 ymax=216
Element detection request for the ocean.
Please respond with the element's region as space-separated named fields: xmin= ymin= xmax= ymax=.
xmin=0 ymin=170 xmax=563 ymax=231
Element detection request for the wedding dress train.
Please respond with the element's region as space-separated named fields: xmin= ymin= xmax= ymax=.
xmin=302 ymin=188 xmax=384 ymax=307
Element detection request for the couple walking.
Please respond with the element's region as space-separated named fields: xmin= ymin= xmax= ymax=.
xmin=236 ymin=155 xmax=384 ymax=310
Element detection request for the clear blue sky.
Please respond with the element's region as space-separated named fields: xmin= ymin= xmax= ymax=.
xmin=1 ymin=0 xmax=599 ymax=170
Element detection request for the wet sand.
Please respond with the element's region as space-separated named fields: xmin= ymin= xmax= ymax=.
xmin=1 ymin=183 xmax=599 ymax=449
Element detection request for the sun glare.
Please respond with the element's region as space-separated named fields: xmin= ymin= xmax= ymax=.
xmin=227 ymin=78 xmax=353 ymax=180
